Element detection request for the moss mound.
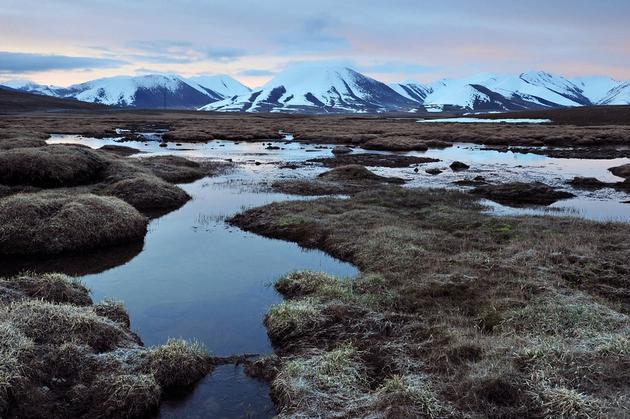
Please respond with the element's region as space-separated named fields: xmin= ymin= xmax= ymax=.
xmin=0 ymin=273 xmax=91 ymax=305
xmin=472 ymin=182 xmax=575 ymax=206
xmin=318 ymin=165 xmax=404 ymax=184
xmin=137 ymin=155 xmax=206 ymax=183
xmin=0 ymin=192 xmax=148 ymax=256
xmin=101 ymin=175 xmax=191 ymax=211
xmin=0 ymin=145 xmax=108 ymax=187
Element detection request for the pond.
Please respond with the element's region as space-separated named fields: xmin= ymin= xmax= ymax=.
xmin=37 ymin=133 xmax=630 ymax=417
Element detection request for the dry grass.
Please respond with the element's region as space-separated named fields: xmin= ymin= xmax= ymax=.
xmin=0 ymin=273 xmax=214 ymax=417
xmin=272 ymin=344 xmax=368 ymax=417
xmin=0 ymin=145 xmax=107 ymax=187
xmin=94 ymin=298 xmax=130 ymax=327
xmin=0 ymin=192 xmax=148 ymax=256
xmin=0 ymin=273 xmax=91 ymax=305
xmin=232 ymin=187 xmax=630 ymax=418
xmin=265 ymin=298 xmax=328 ymax=343
xmin=141 ymin=339 xmax=213 ymax=388
xmin=273 ymin=165 xmax=404 ymax=196
xmin=100 ymin=175 xmax=190 ymax=211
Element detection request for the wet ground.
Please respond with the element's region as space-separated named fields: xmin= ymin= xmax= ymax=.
xmin=36 ymin=133 xmax=630 ymax=417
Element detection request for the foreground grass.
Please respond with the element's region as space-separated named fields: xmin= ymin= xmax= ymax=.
xmin=0 ymin=273 xmax=213 ymax=418
xmin=231 ymin=187 xmax=629 ymax=418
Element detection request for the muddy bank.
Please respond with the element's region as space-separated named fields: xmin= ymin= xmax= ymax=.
xmin=230 ymin=188 xmax=629 ymax=418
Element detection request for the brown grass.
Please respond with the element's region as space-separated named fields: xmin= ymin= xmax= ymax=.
xmin=0 ymin=272 xmax=214 ymax=418
xmin=0 ymin=192 xmax=148 ymax=256
xmin=273 ymin=165 xmax=404 ymax=196
xmin=0 ymin=145 xmax=107 ymax=187
xmin=1 ymin=112 xmax=629 ymax=156
xmin=232 ymin=187 xmax=629 ymax=418
xmin=100 ymin=175 xmax=191 ymax=211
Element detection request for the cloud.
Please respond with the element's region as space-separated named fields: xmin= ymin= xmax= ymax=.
xmin=360 ymin=62 xmax=440 ymax=74
xmin=0 ymin=51 xmax=125 ymax=74
xmin=122 ymin=41 xmax=251 ymax=63
xmin=238 ymin=69 xmax=276 ymax=77
xmin=276 ymin=14 xmax=349 ymax=54
xmin=206 ymin=47 xmax=248 ymax=62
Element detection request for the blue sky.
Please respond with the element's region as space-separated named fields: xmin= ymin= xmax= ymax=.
xmin=0 ymin=0 xmax=628 ymax=86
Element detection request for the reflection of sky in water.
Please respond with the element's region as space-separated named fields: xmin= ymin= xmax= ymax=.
xmin=47 ymin=135 xmax=630 ymax=223
xmin=42 ymin=134 xmax=629 ymax=416
xmin=83 ymin=174 xmax=356 ymax=418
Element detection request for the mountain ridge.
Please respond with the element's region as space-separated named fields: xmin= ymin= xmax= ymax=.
xmin=2 ymin=67 xmax=628 ymax=113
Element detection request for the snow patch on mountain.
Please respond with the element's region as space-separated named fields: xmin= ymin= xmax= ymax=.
xmin=571 ymin=76 xmax=623 ymax=103
xmin=599 ymin=82 xmax=630 ymax=105
xmin=186 ymin=75 xmax=251 ymax=98
xmin=202 ymin=63 xmax=416 ymax=113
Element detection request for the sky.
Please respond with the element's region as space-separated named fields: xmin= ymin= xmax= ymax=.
xmin=0 ymin=0 xmax=629 ymax=87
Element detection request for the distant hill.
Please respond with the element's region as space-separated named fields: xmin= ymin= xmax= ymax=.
xmin=1 ymin=74 xmax=250 ymax=110
xmin=0 ymin=87 xmax=106 ymax=113
xmin=2 ymin=67 xmax=629 ymax=113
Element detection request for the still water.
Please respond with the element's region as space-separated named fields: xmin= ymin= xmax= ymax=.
xmin=38 ymin=134 xmax=630 ymax=417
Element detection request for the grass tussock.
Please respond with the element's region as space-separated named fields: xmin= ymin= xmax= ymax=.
xmin=0 ymin=145 xmax=107 ymax=187
xmin=265 ymin=298 xmax=328 ymax=343
xmin=100 ymin=175 xmax=190 ymax=211
xmin=0 ymin=192 xmax=148 ymax=256
xmin=0 ymin=273 xmax=91 ymax=305
xmin=272 ymin=344 xmax=368 ymax=416
xmin=94 ymin=298 xmax=130 ymax=327
xmin=141 ymin=339 xmax=213 ymax=388
xmin=0 ymin=273 xmax=214 ymax=418
xmin=231 ymin=187 xmax=630 ymax=417
xmin=89 ymin=373 xmax=161 ymax=418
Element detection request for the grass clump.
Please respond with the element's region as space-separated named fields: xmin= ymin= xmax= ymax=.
xmin=265 ymin=298 xmax=327 ymax=343
xmin=0 ymin=145 xmax=107 ymax=187
xmin=89 ymin=373 xmax=161 ymax=418
xmin=94 ymin=298 xmax=130 ymax=327
xmin=0 ymin=192 xmax=148 ymax=256
xmin=0 ymin=322 xmax=33 ymax=415
xmin=527 ymin=380 xmax=604 ymax=419
xmin=0 ymin=273 xmax=91 ymax=305
xmin=376 ymin=374 xmax=449 ymax=418
xmin=4 ymin=300 xmax=126 ymax=351
xmin=141 ymin=339 xmax=213 ymax=388
xmin=100 ymin=175 xmax=190 ymax=211
xmin=272 ymin=344 xmax=367 ymax=416
xmin=0 ymin=273 xmax=215 ymax=417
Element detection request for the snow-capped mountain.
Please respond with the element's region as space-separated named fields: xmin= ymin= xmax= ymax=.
xmin=2 ymin=67 xmax=628 ymax=112
xmin=186 ymin=75 xmax=250 ymax=99
xmin=570 ymin=76 xmax=622 ymax=104
xmin=201 ymin=64 xmax=417 ymax=113
xmin=389 ymin=81 xmax=433 ymax=103
xmin=58 ymin=74 xmax=215 ymax=108
xmin=0 ymin=74 xmax=250 ymax=109
xmin=0 ymin=80 xmax=63 ymax=97
xmin=599 ymin=82 xmax=630 ymax=105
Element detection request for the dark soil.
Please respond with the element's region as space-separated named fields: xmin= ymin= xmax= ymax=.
xmin=308 ymin=153 xmax=438 ymax=168
xmin=471 ymin=182 xmax=575 ymax=206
